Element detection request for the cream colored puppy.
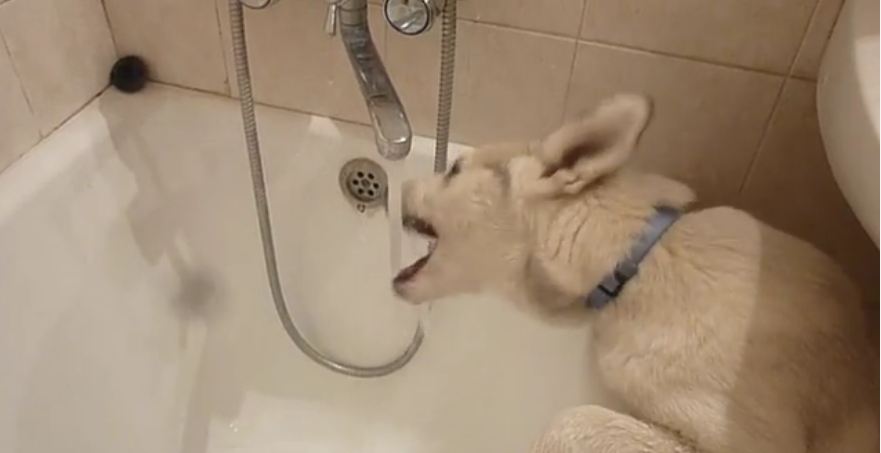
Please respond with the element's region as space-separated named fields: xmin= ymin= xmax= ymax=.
xmin=393 ymin=95 xmax=878 ymax=453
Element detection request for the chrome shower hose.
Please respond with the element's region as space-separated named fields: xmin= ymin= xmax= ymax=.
xmin=227 ymin=0 xmax=424 ymax=378
xmin=433 ymin=0 xmax=456 ymax=174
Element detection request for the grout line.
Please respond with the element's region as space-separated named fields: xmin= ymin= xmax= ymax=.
xmin=455 ymin=16 xmax=577 ymax=41
xmin=148 ymin=77 xmax=230 ymax=98
xmin=557 ymin=48 xmax=578 ymax=123
xmin=0 ymin=25 xmax=39 ymax=134
xmin=97 ymin=0 xmax=120 ymax=57
xmin=786 ymin=0 xmax=825 ymax=79
xmin=786 ymin=0 xmax=832 ymax=77
xmin=452 ymin=16 xmax=792 ymax=84
xmin=455 ymin=17 xmax=791 ymax=78
xmin=212 ymin=0 xmax=232 ymax=96
xmin=823 ymin=0 xmax=847 ymax=58
xmin=739 ymin=0 xmax=825 ymax=194
xmin=577 ymin=38 xmax=788 ymax=78
xmin=576 ymin=0 xmax=589 ymax=39
xmin=2 ymin=86 xmax=110 ymax=172
xmin=151 ymin=79 xmax=375 ymax=128
xmin=797 ymin=0 xmax=846 ymax=81
xmin=790 ymin=74 xmax=819 ymax=83
xmin=557 ymin=0 xmax=589 ymax=124
xmin=736 ymin=78 xmax=788 ymax=195
xmin=41 ymin=87 xmax=109 ymax=140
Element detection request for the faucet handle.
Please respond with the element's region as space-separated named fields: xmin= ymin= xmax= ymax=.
xmin=324 ymin=0 xmax=339 ymax=36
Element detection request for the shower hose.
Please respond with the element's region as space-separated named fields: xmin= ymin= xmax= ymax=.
xmin=227 ymin=0 xmax=457 ymax=378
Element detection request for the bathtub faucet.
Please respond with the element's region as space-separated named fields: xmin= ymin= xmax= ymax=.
xmin=330 ymin=0 xmax=412 ymax=161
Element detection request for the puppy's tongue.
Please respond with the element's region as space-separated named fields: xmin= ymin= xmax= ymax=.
xmin=400 ymin=229 xmax=429 ymax=261
xmin=394 ymin=254 xmax=430 ymax=284
xmin=394 ymin=232 xmax=435 ymax=284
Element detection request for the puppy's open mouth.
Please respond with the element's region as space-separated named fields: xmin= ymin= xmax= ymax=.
xmin=393 ymin=215 xmax=438 ymax=285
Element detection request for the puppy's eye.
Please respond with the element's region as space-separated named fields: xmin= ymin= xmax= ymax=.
xmin=445 ymin=159 xmax=462 ymax=181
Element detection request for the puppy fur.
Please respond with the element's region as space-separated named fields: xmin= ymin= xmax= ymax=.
xmin=395 ymin=95 xmax=878 ymax=452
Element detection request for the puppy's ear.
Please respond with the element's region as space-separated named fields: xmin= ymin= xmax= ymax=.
xmin=528 ymin=94 xmax=651 ymax=196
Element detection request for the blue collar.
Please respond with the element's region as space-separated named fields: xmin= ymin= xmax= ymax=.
xmin=585 ymin=206 xmax=681 ymax=309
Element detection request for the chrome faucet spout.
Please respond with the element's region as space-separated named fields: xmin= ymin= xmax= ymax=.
xmin=338 ymin=0 xmax=412 ymax=160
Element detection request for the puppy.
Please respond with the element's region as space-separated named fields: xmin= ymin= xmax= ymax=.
xmin=393 ymin=95 xmax=878 ymax=452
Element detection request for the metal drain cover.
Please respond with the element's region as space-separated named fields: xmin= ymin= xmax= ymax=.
xmin=339 ymin=158 xmax=387 ymax=211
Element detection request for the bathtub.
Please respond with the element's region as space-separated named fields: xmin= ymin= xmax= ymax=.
xmin=0 ymin=84 xmax=614 ymax=453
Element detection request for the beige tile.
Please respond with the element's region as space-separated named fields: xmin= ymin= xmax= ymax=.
xmin=739 ymin=79 xmax=877 ymax=299
xmin=453 ymin=23 xmax=575 ymax=144
xmin=791 ymin=0 xmax=844 ymax=79
xmin=0 ymin=35 xmax=39 ymax=170
xmin=388 ymin=21 xmax=575 ymax=145
xmin=581 ymin=0 xmax=817 ymax=73
xmin=458 ymin=0 xmax=585 ymax=37
xmin=104 ymin=0 xmax=228 ymax=94
xmin=386 ymin=22 xmax=448 ymax=138
xmin=0 ymin=0 xmax=115 ymax=134
xmin=565 ymin=43 xmax=781 ymax=204
xmin=217 ymin=0 xmax=385 ymax=124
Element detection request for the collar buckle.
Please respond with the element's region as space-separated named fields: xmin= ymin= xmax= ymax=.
xmin=585 ymin=207 xmax=680 ymax=310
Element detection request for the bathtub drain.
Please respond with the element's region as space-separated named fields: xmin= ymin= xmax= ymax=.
xmin=229 ymin=0 xmax=424 ymax=378
xmin=340 ymin=158 xmax=387 ymax=212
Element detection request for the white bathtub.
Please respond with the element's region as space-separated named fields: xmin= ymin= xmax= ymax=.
xmin=0 ymin=84 xmax=614 ymax=453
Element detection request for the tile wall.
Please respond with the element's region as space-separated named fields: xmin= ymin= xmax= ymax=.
xmin=0 ymin=0 xmax=115 ymax=171
xmin=0 ymin=0 xmax=875 ymax=299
